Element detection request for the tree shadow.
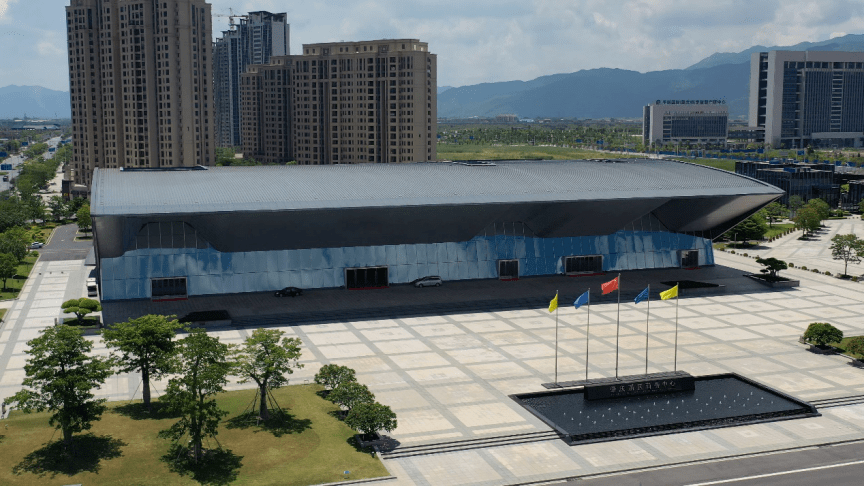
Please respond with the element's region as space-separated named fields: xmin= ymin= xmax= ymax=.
xmin=225 ymin=410 xmax=312 ymax=438
xmin=327 ymin=409 xmax=348 ymax=421
xmin=113 ymin=401 xmax=182 ymax=420
xmin=162 ymin=444 xmax=242 ymax=486
xmin=12 ymin=433 xmax=125 ymax=478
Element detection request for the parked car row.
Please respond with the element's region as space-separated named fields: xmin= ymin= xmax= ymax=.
xmin=274 ymin=276 xmax=444 ymax=297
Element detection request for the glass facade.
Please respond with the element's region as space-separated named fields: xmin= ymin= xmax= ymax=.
xmin=99 ymin=230 xmax=713 ymax=301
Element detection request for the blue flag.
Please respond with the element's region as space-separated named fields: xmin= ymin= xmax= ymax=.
xmin=573 ymin=290 xmax=590 ymax=310
xmin=634 ymin=286 xmax=650 ymax=304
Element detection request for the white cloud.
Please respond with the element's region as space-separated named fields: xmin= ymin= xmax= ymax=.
xmin=830 ymin=31 xmax=847 ymax=39
xmin=37 ymin=39 xmax=63 ymax=57
xmin=2 ymin=0 xmax=864 ymax=91
xmin=0 ymin=0 xmax=13 ymax=21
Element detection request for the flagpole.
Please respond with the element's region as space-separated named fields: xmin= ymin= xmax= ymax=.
xmin=615 ymin=273 xmax=621 ymax=379
xmin=645 ymin=284 xmax=650 ymax=376
xmin=585 ymin=289 xmax=591 ymax=382
xmin=674 ymin=282 xmax=680 ymax=372
xmin=554 ymin=290 xmax=559 ymax=384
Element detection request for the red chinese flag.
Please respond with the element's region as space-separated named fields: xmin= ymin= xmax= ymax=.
xmin=601 ymin=276 xmax=619 ymax=295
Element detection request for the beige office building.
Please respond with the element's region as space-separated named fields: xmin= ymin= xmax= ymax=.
xmin=240 ymin=59 xmax=293 ymax=165
xmin=65 ymin=0 xmax=215 ymax=189
xmin=240 ymin=39 xmax=437 ymax=165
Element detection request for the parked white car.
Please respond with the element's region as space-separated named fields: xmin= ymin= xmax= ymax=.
xmin=412 ymin=276 xmax=442 ymax=287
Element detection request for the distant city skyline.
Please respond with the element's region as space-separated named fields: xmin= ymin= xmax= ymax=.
xmin=0 ymin=0 xmax=863 ymax=91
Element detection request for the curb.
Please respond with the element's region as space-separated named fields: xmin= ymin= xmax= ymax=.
xmin=308 ymin=475 xmax=397 ymax=486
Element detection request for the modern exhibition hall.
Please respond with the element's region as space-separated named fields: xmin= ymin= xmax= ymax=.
xmin=89 ymin=159 xmax=782 ymax=302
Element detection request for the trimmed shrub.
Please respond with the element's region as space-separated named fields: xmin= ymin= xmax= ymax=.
xmin=825 ymin=271 xmax=832 ymax=276
xmin=846 ymin=336 xmax=864 ymax=358
xmin=801 ymin=266 xmax=808 ymax=270
xmin=802 ymin=322 xmax=843 ymax=347
xmin=853 ymin=276 xmax=859 ymax=282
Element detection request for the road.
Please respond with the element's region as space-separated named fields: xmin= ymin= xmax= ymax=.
xmin=1 ymin=136 xmax=63 ymax=193
xmin=38 ymin=223 xmax=93 ymax=261
xmin=572 ymin=440 xmax=864 ymax=485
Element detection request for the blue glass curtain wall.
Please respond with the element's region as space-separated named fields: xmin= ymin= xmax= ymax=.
xmin=99 ymin=231 xmax=714 ymax=301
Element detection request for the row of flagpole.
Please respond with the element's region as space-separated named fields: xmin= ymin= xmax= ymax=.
xmin=549 ymin=276 xmax=680 ymax=384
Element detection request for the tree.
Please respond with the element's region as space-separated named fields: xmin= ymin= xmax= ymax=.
xmin=314 ymin=364 xmax=356 ymax=391
xmin=102 ymin=314 xmax=183 ymax=411
xmin=788 ymin=195 xmax=805 ymax=215
xmin=845 ymin=336 xmax=864 ymax=358
xmin=794 ymin=206 xmax=821 ymax=236
xmin=0 ymin=198 xmax=28 ymax=233
xmin=232 ymin=328 xmax=303 ymax=421
xmin=859 ymin=198 xmax=864 ymax=215
xmin=0 ymin=252 xmax=16 ymax=290
xmin=756 ymin=257 xmax=787 ymax=278
xmin=0 ymin=226 xmax=29 ymax=262
xmin=344 ymin=402 xmax=397 ymax=439
xmin=830 ymin=234 xmax=864 ymax=276
xmin=807 ymin=198 xmax=830 ymax=223
xmin=7 ymin=325 xmax=111 ymax=446
xmin=61 ymin=298 xmax=102 ymax=325
xmin=802 ymin=322 xmax=844 ymax=347
xmin=732 ymin=213 xmax=768 ymax=242
xmin=68 ymin=196 xmax=88 ymax=213
xmin=327 ymin=381 xmax=375 ymax=414
xmin=159 ymin=329 xmax=230 ymax=462
xmin=762 ymin=202 xmax=787 ymax=227
xmin=76 ymin=203 xmax=92 ymax=236
xmin=48 ymin=195 xmax=67 ymax=222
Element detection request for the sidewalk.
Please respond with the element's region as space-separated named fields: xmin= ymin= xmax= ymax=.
xmin=101 ymin=262 xmax=767 ymax=326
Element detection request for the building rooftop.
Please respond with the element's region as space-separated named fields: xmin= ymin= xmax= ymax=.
xmin=91 ymin=159 xmax=783 ymax=217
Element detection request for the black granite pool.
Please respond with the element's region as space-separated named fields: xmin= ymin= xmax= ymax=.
xmin=513 ymin=374 xmax=818 ymax=444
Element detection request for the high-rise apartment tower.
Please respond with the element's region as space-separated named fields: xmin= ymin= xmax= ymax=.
xmin=214 ymin=11 xmax=289 ymax=147
xmin=749 ymin=51 xmax=864 ymax=149
xmin=240 ymin=39 xmax=437 ymax=165
xmin=65 ymin=0 xmax=215 ymax=189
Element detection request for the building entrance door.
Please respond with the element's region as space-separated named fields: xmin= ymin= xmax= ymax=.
xmin=498 ymin=260 xmax=519 ymax=280
xmin=345 ymin=266 xmax=389 ymax=289
xmin=681 ymin=250 xmax=699 ymax=268
xmin=564 ymin=255 xmax=603 ymax=274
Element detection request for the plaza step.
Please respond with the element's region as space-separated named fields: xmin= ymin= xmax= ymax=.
xmin=810 ymin=394 xmax=864 ymax=408
xmin=378 ymin=430 xmax=560 ymax=459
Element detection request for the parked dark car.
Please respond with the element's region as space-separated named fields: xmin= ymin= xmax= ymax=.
xmin=275 ymin=286 xmax=303 ymax=297
xmin=412 ymin=276 xmax=442 ymax=287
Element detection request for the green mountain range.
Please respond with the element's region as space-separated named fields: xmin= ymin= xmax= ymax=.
xmin=438 ymin=33 xmax=864 ymax=120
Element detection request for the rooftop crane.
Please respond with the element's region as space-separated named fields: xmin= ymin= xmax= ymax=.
xmin=213 ymin=8 xmax=247 ymax=30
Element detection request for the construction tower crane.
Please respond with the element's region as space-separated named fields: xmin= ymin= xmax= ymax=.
xmin=214 ymin=8 xmax=247 ymax=29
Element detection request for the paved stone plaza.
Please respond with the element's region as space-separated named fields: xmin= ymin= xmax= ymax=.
xmin=3 ymin=222 xmax=864 ymax=484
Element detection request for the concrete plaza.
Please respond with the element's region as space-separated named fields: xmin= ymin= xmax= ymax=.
xmin=2 ymin=222 xmax=864 ymax=484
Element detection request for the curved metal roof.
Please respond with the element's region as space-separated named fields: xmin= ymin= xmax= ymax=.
xmin=90 ymin=159 xmax=782 ymax=217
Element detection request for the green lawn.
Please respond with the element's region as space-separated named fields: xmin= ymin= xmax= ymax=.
xmin=828 ymin=336 xmax=864 ymax=359
xmin=0 ymin=308 xmax=6 ymax=322
xmin=437 ymin=143 xmax=639 ymax=161
xmin=0 ymin=384 xmax=388 ymax=485
xmin=0 ymin=255 xmax=38 ymax=301
xmin=765 ymin=223 xmax=796 ymax=239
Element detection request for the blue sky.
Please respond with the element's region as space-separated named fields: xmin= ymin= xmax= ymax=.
xmin=1 ymin=0 xmax=863 ymax=91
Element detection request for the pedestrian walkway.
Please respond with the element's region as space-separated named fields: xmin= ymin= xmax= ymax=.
xmin=4 ymin=245 xmax=864 ymax=485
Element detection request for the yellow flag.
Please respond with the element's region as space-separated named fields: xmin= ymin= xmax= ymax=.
xmin=660 ymin=285 xmax=679 ymax=301
xmin=548 ymin=292 xmax=558 ymax=313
